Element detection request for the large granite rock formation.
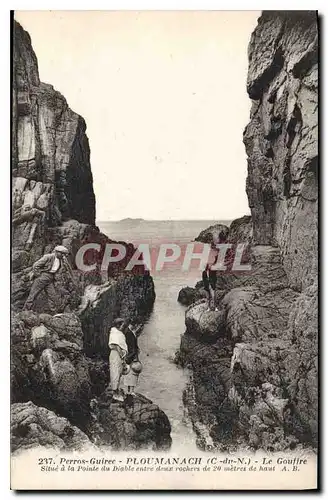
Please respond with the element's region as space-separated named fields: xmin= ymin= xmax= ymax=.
xmin=244 ymin=11 xmax=318 ymax=292
xmin=11 ymin=21 xmax=165 ymax=452
xmin=13 ymin=23 xmax=95 ymax=224
xmin=177 ymin=11 xmax=318 ymax=452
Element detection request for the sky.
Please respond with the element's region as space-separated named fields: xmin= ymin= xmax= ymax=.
xmin=15 ymin=10 xmax=260 ymax=221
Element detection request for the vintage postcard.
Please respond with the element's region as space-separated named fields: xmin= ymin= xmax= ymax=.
xmin=11 ymin=10 xmax=318 ymax=490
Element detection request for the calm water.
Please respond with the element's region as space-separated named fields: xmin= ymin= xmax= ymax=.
xmin=98 ymin=219 xmax=229 ymax=450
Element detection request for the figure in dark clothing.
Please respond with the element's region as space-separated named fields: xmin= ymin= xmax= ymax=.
xmin=23 ymin=245 xmax=74 ymax=312
xmin=122 ymin=320 xmax=143 ymax=396
xmin=202 ymin=248 xmax=219 ymax=311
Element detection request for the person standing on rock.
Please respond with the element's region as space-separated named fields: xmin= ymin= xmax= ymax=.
xmin=202 ymin=244 xmax=220 ymax=312
xmin=123 ymin=320 xmax=143 ymax=396
xmin=23 ymin=245 xmax=74 ymax=312
xmin=108 ymin=318 xmax=130 ymax=402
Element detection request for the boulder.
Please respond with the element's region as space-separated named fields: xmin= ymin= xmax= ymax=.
xmin=177 ymin=286 xmax=206 ymax=306
xmin=228 ymin=215 xmax=253 ymax=244
xmin=185 ymin=302 xmax=226 ymax=340
xmin=195 ymin=223 xmax=229 ymax=245
xmin=88 ymin=388 xmax=172 ymax=451
xmin=31 ymin=324 xmax=52 ymax=351
xmin=116 ymin=273 xmax=156 ymax=320
xmin=11 ymin=401 xmax=95 ymax=453
xmin=40 ymin=312 xmax=84 ymax=347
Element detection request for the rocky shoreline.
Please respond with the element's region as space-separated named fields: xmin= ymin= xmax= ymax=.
xmin=11 ymin=21 xmax=170 ymax=454
xmin=11 ymin=11 xmax=318 ymax=455
xmin=176 ymin=11 xmax=318 ymax=453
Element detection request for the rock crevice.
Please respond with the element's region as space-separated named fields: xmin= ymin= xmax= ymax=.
xmin=177 ymin=11 xmax=318 ymax=452
xmin=11 ymin=20 xmax=167 ymax=453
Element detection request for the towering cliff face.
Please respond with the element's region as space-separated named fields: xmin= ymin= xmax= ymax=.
xmin=13 ymin=22 xmax=95 ymax=225
xmin=244 ymin=11 xmax=318 ymax=292
xmin=177 ymin=11 xmax=318 ymax=452
xmin=242 ymin=9 xmax=318 ymax=445
xmin=11 ymin=21 xmax=168 ymax=453
xmin=12 ymin=20 xmax=155 ymax=321
xmin=13 ymin=22 xmax=92 ymax=309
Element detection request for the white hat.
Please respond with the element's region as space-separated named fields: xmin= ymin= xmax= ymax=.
xmin=130 ymin=360 xmax=143 ymax=374
xmin=54 ymin=245 xmax=69 ymax=254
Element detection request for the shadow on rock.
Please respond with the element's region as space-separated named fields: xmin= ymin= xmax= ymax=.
xmin=88 ymin=388 xmax=172 ymax=451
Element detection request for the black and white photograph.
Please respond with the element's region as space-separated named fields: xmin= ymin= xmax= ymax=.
xmin=10 ymin=9 xmax=318 ymax=490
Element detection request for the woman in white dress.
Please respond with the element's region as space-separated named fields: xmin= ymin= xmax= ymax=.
xmin=108 ymin=318 xmax=129 ymax=402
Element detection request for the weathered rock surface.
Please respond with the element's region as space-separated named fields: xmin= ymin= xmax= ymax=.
xmin=195 ymin=223 xmax=229 ymax=245
xmin=11 ymin=401 xmax=95 ymax=453
xmin=228 ymin=215 xmax=253 ymax=245
xmin=12 ymin=21 xmax=155 ymax=314
xmin=178 ymin=332 xmax=236 ymax=450
xmin=285 ymin=284 xmax=318 ymax=440
xmin=79 ymin=273 xmax=155 ymax=356
xmin=11 ymin=310 xmax=91 ymax=427
xmin=11 ymin=21 xmax=167 ymax=452
xmin=88 ymin=388 xmax=172 ymax=451
xmin=179 ymin=242 xmax=316 ymax=451
xmin=177 ymin=11 xmax=318 ymax=452
xmin=177 ymin=286 xmax=206 ymax=306
xmin=244 ymin=11 xmax=318 ymax=292
xmin=185 ymin=301 xmax=226 ymax=340
xmin=13 ymin=23 xmax=95 ymax=224
xmin=12 ymin=22 xmax=97 ymax=309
